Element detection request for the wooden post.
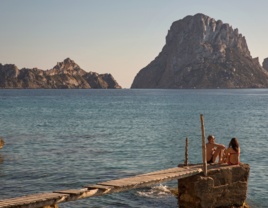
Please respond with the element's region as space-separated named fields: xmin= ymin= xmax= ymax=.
xmin=200 ymin=114 xmax=207 ymax=177
xmin=43 ymin=205 xmax=58 ymax=208
xmin=184 ymin=138 xmax=188 ymax=166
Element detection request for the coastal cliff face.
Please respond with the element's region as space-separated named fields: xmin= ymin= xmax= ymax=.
xmin=131 ymin=13 xmax=268 ymax=89
xmin=263 ymin=58 xmax=268 ymax=72
xmin=0 ymin=58 xmax=121 ymax=89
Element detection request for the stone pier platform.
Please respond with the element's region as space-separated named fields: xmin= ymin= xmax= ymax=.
xmin=178 ymin=163 xmax=250 ymax=208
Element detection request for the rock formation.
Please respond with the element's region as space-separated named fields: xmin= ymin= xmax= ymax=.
xmin=263 ymin=58 xmax=268 ymax=72
xmin=131 ymin=13 xmax=268 ymax=89
xmin=0 ymin=137 xmax=5 ymax=150
xmin=253 ymin=57 xmax=261 ymax=67
xmin=0 ymin=58 xmax=121 ymax=89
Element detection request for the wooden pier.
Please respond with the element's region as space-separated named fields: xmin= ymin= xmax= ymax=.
xmin=1 ymin=115 xmax=248 ymax=208
xmin=0 ymin=163 xmax=231 ymax=208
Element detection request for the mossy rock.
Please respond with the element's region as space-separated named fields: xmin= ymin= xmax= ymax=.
xmin=0 ymin=137 xmax=5 ymax=149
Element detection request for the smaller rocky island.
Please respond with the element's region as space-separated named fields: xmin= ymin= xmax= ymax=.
xmin=0 ymin=58 xmax=121 ymax=89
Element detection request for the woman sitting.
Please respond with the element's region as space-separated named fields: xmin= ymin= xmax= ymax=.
xmin=221 ymin=138 xmax=240 ymax=165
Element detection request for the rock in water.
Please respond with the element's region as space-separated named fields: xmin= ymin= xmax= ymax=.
xmin=0 ymin=137 xmax=5 ymax=149
xmin=131 ymin=13 xmax=268 ymax=89
xmin=0 ymin=58 xmax=122 ymax=89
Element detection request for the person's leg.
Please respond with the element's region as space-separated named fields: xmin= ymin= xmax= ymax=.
xmin=212 ymin=147 xmax=223 ymax=163
xmin=218 ymin=149 xmax=225 ymax=163
xmin=208 ymin=148 xmax=216 ymax=162
xmin=219 ymin=149 xmax=227 ymax=163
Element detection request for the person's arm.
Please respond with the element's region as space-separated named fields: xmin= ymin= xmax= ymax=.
xmin=213 ymin=143 xmax=226 ymax=149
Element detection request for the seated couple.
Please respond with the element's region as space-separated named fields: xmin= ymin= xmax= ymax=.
xmin=206 ymin=135 xmax=240 ymax=165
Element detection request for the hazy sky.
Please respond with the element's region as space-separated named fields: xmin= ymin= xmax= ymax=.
xmin=1 ymin=0 xmax=267 ymax=88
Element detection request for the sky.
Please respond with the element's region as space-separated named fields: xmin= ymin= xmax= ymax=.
xmin=0 ymin=0 xmax=268 ymax=88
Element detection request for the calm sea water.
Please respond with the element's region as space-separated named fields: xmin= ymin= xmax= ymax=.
xmin=0 ymin=89 xmax=267 ymax=208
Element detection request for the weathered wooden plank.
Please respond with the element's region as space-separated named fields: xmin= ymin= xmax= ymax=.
xmin=118 ymin=167 xmax=200 ymax=178
xmin=53 ymin=189 xmax=88 ymax=195
xmin=55 ymin=188 xmax=109 ymax=204
xmin=0 ymin=193 xmax=66 ymax=204
xmin=0 ymin=196 xmax=46 ymax=207
xmin=0 ymin=198 xmax=62 ymax=208
xmin=96 ymin=176 xmax=161 ymax=187
xmin=141 ymin=169 xmax=193 ymax=177
xmin=97 ymin=168 xmax=202 ymax=188
xmin=0 ymin=193 xmax=48 ymax=203
xmin=0 ymin=193 xmax=68 ymax=208
xmin=83 ymin=185 xmax=114 ymax=190
xmin=140 ymin=166 xmax=194 ymax=176
xmin=102 ymin=170 xmax=201 ymax=190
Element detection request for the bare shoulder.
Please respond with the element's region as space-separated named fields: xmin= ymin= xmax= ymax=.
xmin=206 ymin=143 xmax=213 ymax=148
xmin=225 ymin=147 xmax=232 ymax=153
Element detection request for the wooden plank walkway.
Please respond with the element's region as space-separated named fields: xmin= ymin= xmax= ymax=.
xmin=0 ymin=163 xmax=230 ymax=208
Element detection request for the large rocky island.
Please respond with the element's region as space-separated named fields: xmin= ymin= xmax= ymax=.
xmin=0 ymin=58 xmax=121 ymax=89
xmin=131 ymin=13 xmax=268 ymax=89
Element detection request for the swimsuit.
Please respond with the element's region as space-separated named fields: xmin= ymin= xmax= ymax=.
xmin=228 ymin=152 xmax=240 ymax=165
xmin=207 ymin=149 xmax=215 ymax=163
xmin=207 ymin=157 xmax=213 ymax=163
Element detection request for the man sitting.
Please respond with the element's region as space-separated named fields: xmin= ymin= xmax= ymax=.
xmin=206 ymin=135 xmax=225 ymax=163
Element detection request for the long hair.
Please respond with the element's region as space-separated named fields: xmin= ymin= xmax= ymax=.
xmin=229 ymin=138 xmax=239 ymax=152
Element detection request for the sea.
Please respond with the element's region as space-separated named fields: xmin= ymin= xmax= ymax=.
xmin=0 ymin=89 xmax=267 ymax=208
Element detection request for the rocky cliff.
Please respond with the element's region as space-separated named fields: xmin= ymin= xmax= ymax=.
xmin=263 ymin=58 xmax=268 ymax=72
xmin=0 ymin=58 xmax=121 ymax=89
xmin=131 ymin=13 xmax=268 ymax=89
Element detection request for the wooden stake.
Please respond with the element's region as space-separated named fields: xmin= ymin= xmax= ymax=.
xmin=200 ymin=114 xmax=207 ymax=177
xmin=184 ymin=138 xmax=188 ymax=166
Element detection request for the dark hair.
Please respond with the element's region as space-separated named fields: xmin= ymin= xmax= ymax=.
xmin=229 ymin=138 xmax=239 ymax=152
xmin=207 ymin=135 xmax=214 ymax=141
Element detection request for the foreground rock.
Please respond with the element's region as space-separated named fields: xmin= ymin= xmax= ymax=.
xmin=131 ymin=13 xmax=268 ymax=89
xmin=0 ymin=137 xmax=5 ymax=149
xmin=178 ymin=163 xmax=250 ymax=208
xmin=0 ymin=58 xmax=121 ymax=89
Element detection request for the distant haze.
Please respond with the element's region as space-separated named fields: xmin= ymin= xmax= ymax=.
xmin=0 ymin=0 xmax=267 ymax=88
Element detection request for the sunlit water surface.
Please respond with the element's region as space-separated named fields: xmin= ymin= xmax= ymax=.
xmin=0 ymin=89 xmax=267 ymax=208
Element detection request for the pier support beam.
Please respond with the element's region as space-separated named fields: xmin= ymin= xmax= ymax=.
xmin=178 ymin=164 xmax=250 ymax=208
